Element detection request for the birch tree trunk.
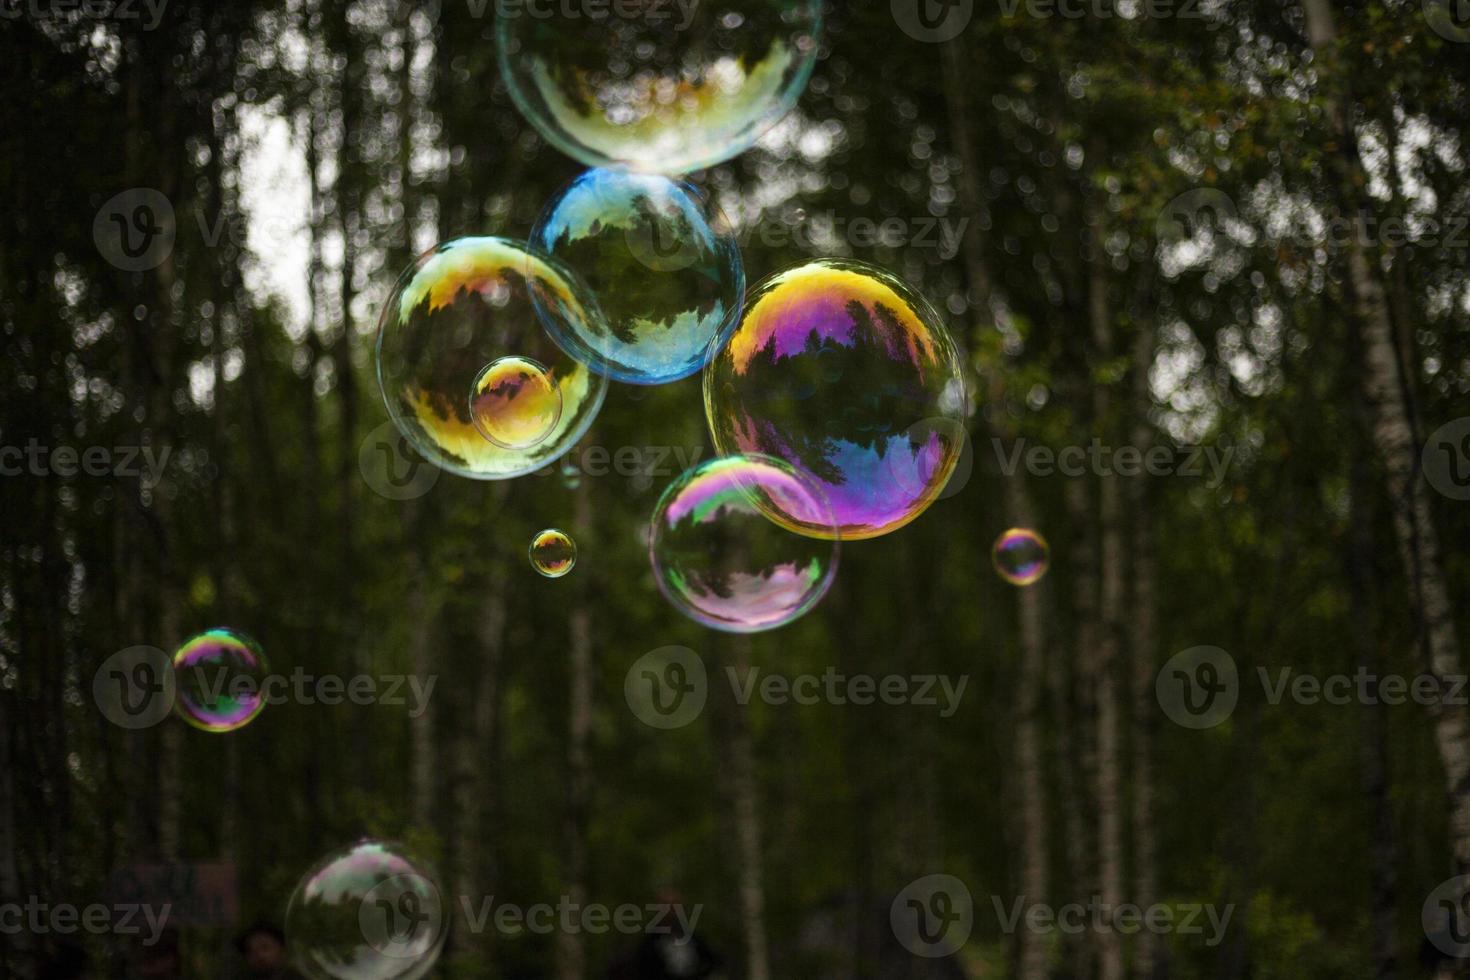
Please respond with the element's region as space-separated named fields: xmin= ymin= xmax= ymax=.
xmin=1302 ymin=0 xmax=1470 ymax=892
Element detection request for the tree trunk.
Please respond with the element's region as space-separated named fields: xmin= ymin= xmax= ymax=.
xmin=724 ymin=636 xmax=771 ymax=980
xmin=557 ymin=478 xmax=594 ymax=980
xmin=1006 ymin=476 xmax=1051 ymax=980
xmin=453 ymin=552 xmax=508 ymax=974
xmin=1303 ymin=0 xmax=1470 ymax=897
xmin=1129 ymin=322 xmax=1163 ymax=980
xmin=409 ymin=555 xmax=437 ymax=832
xmin=1089 ymin=195 xmax=1125 ymax=980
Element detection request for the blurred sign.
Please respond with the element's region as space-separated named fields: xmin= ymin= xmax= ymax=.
xmin=107 ymin=862 xmax=238 ymax=926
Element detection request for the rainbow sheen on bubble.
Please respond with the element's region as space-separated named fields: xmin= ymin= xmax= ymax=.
xmin=469 ymin=356 xmax=562 ymax=448
xmin=286 ymin=840 xmax=446 ymax=980
xmin=497 ymin=1 xmax=822 ymax=174
xmin=650 ymin=454 xmax=837 ymax=632
xmin=172 ymin=628 xmax=268 ymax=733
xmin=993 ymin=528 xmax=1049 ymax=586
xmin=375 ymin=237 xmax=607 ymax=479
xmin=531 ymin=169 xmax=743 ymax=384
xmin=704 ymin=259 xmax=966 ymax=540
xmin=530 ymin=528 xmax=577 ymax=578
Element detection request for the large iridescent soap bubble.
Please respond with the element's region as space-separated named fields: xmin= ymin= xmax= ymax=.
xmin=497 ymin=0 xmax=823 ymax=174
xmin=285 ymin=840 xmax=446 ymax=980
xmin=703 ymin=259 xmax=966 ymax=540
xmin=531 ymin=169 xmax=743 ymax=384
xmin=172 ymin=628 xmax=268 ymax=733
xmin=650 ymin=454 xmax=838 ymax=632
xmin=375 ymin=237 xmax=607 ymax=479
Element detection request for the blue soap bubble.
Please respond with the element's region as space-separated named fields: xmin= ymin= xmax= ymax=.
xmin=532 ymin=169 xmax=744 ymax=385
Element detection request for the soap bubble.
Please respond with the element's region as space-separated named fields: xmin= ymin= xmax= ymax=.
xmin=531 ymin=169 xmax=743 ymax=384
xmin=530 ymin=528 xmax=577 ymax=578
xmin=172 ymin=628 xmax=268 ymax=733
xmin=469 ymin=356 xmax=562 ymax=448
xmin=285 ymin=840 xmax=446 ymax=980
xmin=992 ymin=528 xmax=1049 ymax=586
xmin=497 ymin=0 xmax=823 ymax=174
xmin=375 ymin=237 xmax=607 ymax=480
xmin=704 ymin=259 xmax=966 ymax=539
xmin=649 ymin=454 xmax=837 ymax=632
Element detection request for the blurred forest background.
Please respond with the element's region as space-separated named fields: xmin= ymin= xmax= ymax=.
xmin=3 ymin=0 xmax=1470 ymax=977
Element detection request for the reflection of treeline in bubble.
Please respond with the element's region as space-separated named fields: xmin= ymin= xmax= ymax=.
xmin=724 ymin=304 xmax=941 ymax=486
